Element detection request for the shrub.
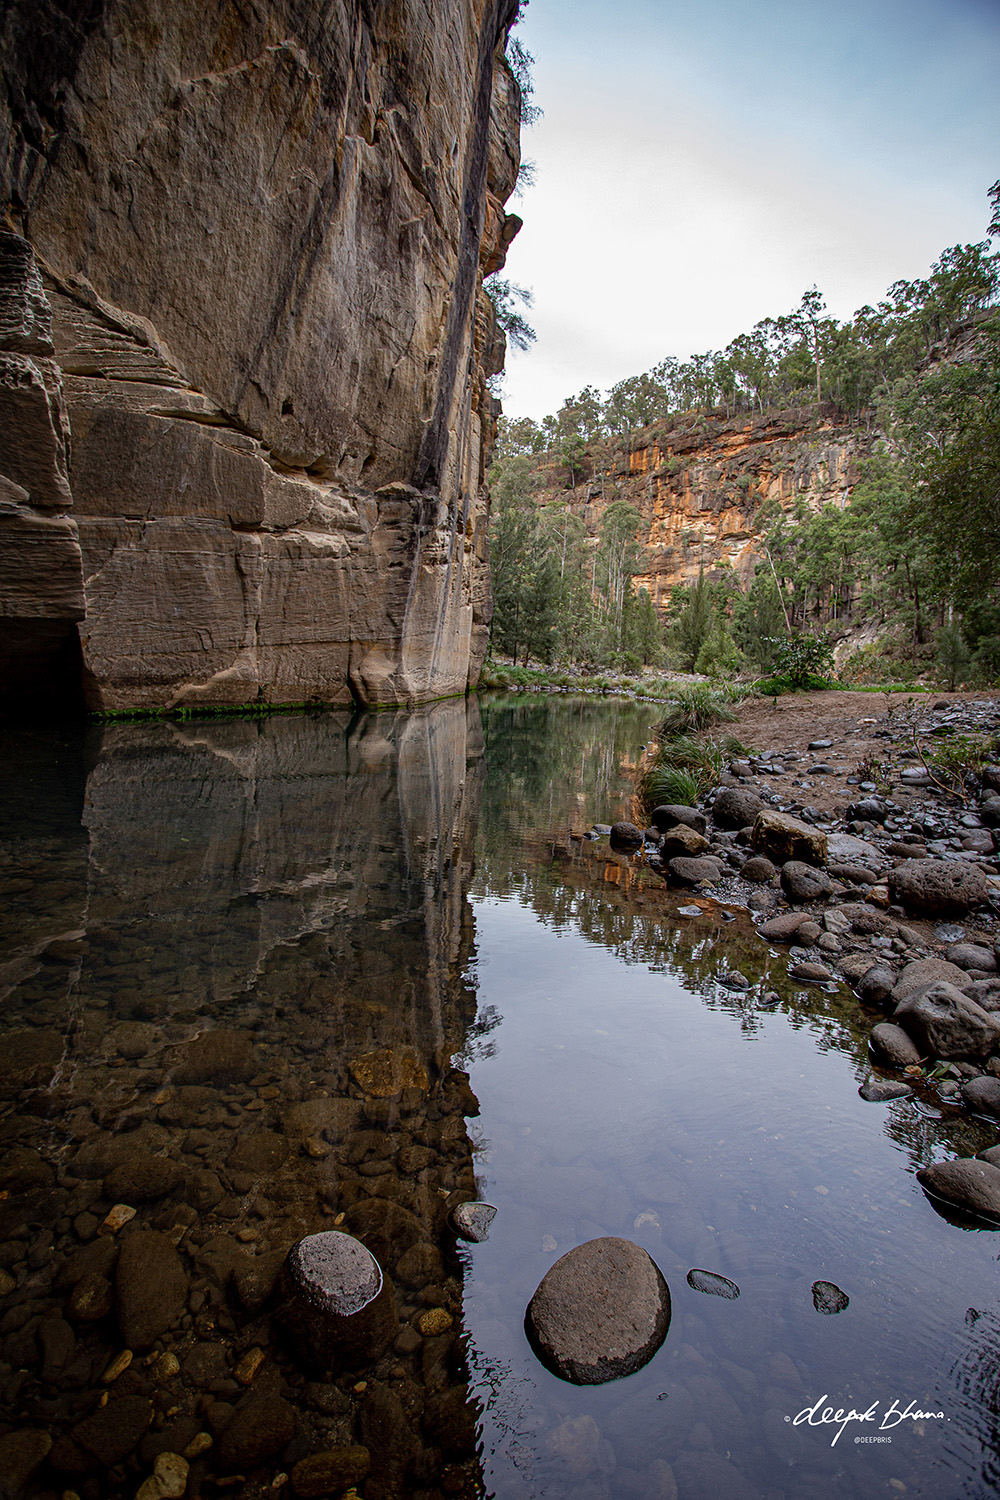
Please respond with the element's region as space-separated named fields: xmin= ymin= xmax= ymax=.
xmin=935 ymin=623 xmax=971 ymax=690
xmin=642 ymin=766 xmax=701 ymax=807
xmin=770 ymin=635 xmax=835 ymax=689
xmin=659 ymin=686 xmax=737 ymax=736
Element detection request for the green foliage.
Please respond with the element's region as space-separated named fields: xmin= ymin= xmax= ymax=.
xmin=658 ymin=686 xmax=737 ymax=736
xmin=669 ymin=570 xmax=716 ymax=671
xmin=484 ymin=276 xmax=536 ymax=352
xmin=642 ymin=765 xmax=701 ymax=807
xmin=935 ymin=623 xmax=971 ymax=689
xmin=922 ymin=733 xmax=997 ymax=798
xmin=770 ymin=635 xmax=835 ymax=689
xmin=693 ymin=617 xmax=744 ymax=678
xmin=641 ymin=730 xmax=748 ymax=810
xmin=732 ymin=574 xmax=787 ymax=672
xmin=971 ymin=636 xmax=1000 ymax=686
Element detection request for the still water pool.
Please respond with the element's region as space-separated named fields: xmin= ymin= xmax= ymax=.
xmin=0 ymin=696 xmax=998 ymax=1499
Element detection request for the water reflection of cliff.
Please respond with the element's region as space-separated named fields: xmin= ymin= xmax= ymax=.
xmin=0 ymin=702 xmax=489 ymax=1499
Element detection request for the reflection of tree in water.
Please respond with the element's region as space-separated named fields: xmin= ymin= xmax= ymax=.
xmin=478 ymin=693 xmax=657 ymax=860
xmin=457 ymin=1002 xmax=503 ymax=1064
xmin=467 ymin=1347 xmax=543 ymax=1479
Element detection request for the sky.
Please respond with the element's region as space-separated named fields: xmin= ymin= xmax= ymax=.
xmin=498 ymin=0 xmax=1000 ymax=421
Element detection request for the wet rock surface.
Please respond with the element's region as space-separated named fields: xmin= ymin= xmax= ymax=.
xmin=526 ymin=1238 xmax=672 ymax=1384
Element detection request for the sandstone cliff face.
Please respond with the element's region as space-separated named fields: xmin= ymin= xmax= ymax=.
xmin=1 ymin=0 xmax=521 ymax=710
xmin=530 ymin=406 xmax=873 ymax=606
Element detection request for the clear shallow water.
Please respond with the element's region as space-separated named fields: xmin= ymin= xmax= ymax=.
xmin=0 ymin=698 xmax=999 ymax=1499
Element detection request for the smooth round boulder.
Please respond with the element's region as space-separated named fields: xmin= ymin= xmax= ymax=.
xmin=609 ymin=821 xmax=643 ymax=848
xmin=711 ymin=787 xmax=764 ymax=831
xmin=667 ymin=856 xmax=723 ymax=886
xmin=280 ymin=1231 xmax=398 ymax=1371
xmin=947 ymin=943 xmax=998 ymax=974
xmin=650 ymin=804 xmax=707 ymax=836
xmin=869 ymin=1022 xmax=923 ymax=1068
xmin=780 ymin=861 xmax=833 ymax=903
xmin=740 ymin=855 xmax=776 ymax=884
xmin=525 ymin=1237 xmax=670 ymax=1385
xmin=916 ymin=1158 xmax=1000 ymax=1223
xmin=961 ymin=1076 xmax=1000 ymax=1119
xmin=856 ymin=965 xmax=897 ymax=1007
xmin=888 ymin=860 xmax=989 ymax=917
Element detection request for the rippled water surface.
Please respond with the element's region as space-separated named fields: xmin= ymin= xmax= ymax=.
xmin=1 ymin=697 xmax=1000 ymax=1500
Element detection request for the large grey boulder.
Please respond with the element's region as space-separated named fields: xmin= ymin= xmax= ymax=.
xmin=651 ymin=804 xmax=707 ymax=836
xmin=711 ymin=787 xmax=764 ymax=831
xmin=751 ymin=810 xmax=828 ymax=867
xmin=894 ymin=981 xmax=1000 ymax=1060
xmin=891 ymin=958 xmax=969 ymax=1003
xmin=888 ymin=860 xmax=989 ymax=917
xmin=525 ymin=1237 xmax=671 ymax=1385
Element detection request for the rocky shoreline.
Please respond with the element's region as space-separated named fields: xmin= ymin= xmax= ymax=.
xmin=616 ymin=693 xmax=1000 ymax=1224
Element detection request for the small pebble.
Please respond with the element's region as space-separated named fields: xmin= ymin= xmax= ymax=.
xmin=418 ymin=1307 xmax=453 ymax=1336
xmin=101 ymin=1349 xmax=133 ymax=1383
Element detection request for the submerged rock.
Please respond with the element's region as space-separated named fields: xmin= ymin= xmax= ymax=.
xmin=859 ymin=1077 xmax=913 ymax=1102
xmin=812 ymin=1280 xmax=849 ymax=1314
xmin=687 ymin=1268 xmax=740 ymax=1299
xmin=116 ymin=1231 xmax=188 ymax=1350
xmin=280 ymin=1230 xmax=398 ymax=1370
xmin=526 ymin=1237 xmax=671 ymax=1385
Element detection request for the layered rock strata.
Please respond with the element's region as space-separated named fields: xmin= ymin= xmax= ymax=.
xmin=527 ymin=404 xmax=872 ymax=604
xmin=1 ymin=0 xmax=522 ymax=710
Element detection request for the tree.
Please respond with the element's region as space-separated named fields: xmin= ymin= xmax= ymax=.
xmin=484 ymin=276 xmax=535 ymax=352
xmin=669 ymin=569 xmax=715 ymax=670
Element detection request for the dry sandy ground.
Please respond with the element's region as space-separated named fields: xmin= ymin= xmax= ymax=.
xmin=725 ymin=689 xmax=1000 ymax=817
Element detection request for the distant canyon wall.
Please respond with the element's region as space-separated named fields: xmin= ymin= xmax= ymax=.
xmin=0 ymin=0 xmax=522 ymax=711
xmin=532 ymin=405 xmax=873 ymax=606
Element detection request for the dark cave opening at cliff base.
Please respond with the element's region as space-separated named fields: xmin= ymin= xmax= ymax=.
xmin=0 ymin=619 xmax=86 ymax=721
